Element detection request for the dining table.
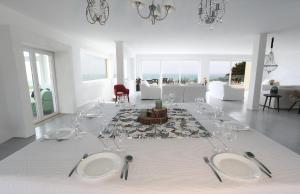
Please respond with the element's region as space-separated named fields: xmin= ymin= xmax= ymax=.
xmin=0 ymin=103 xmax=300 ymax=194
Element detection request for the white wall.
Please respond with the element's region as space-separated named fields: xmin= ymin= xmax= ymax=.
xmin=0 ymin=4 xmax=116 ymax=142
xmin=263 ymin=29 xmax=300 ymax=85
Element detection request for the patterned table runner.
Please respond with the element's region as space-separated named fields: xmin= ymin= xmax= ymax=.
xmin=109 ymin=108 xmax=209 ymax=139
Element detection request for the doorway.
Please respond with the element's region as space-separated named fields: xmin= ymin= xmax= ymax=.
xmin=23 ymin=48 xmax=59 ymax=123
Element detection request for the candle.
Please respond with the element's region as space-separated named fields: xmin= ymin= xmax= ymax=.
xmin=156 ymin=100 xmax=162 ymax=109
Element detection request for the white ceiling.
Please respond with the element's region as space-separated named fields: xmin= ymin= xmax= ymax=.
xmin=0 ymin=0 xmax=300 ymax=54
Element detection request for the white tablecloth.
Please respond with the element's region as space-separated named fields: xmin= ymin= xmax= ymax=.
xmin=0 ymin=103 xmax=300 ymax=194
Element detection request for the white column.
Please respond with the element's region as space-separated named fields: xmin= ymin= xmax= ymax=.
xmin=247 ymin=33 xmax=268 ymax=110
xmin=115 ymin=41 xmax=124 ymax=84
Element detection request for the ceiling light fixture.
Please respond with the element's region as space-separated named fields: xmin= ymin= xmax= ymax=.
xmin=198 ymin=0 xmax=226 ymax=30
xmin=264 ymin=37 xmax=278 ymax=74
xmin=131 ymin=0 xmax=175 ymax=25
xmin=86 ymin=0 xmax=109 ymax=25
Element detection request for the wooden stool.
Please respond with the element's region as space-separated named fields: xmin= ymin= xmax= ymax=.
xmin=263 ymin=94 xmax=282 ymax=112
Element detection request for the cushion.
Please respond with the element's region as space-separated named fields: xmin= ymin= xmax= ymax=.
xmin=141 ymin=80 xmax=150 ymax=87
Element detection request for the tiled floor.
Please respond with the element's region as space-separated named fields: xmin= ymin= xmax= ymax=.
xmin=1 ymin=93 xmax=299 ymax=161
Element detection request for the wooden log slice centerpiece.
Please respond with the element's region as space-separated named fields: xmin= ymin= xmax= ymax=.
xmin=137 ymin=107 xmax=168 ymax=125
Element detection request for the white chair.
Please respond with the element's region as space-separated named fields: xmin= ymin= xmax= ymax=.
xmin=209 ymin=81 xmax=244 ymax=101
xmin=140 ymin=80 xmax=161 ymax=100
xmin=183 ymin=84 xmax=207 ymax=102
xmin=162 ymin=85 xmax=184 ymax=103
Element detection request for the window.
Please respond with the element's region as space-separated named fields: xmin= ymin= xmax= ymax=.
xmin=141 ymin=60 xmax=161 ymax=84
xmin=230 ymin=61 xmax=246 ymax=86
xmin=180 ymin=61 xmax=199 ymax=84
xmin=209 ymin=61 xmax=231 ymax=83
xmin=140 ymin=60 xmax=201 ymax=85
xmin=162 ymin=61 xmax=200 ymax=85
xmin=162 ymin=61 xmax=180 ymax=84
xmin=81 ymin=52 xmax=107 ymax=81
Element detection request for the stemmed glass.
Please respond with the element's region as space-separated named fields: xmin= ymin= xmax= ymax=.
xmin=98 ymin=123 xmax=113 ymax=151
xmin=195 ymin=97 xmax=205 ymax=114
xmin=222 ymin=123 xmax=238 ymax=151
xmin=169 ymin=93 xmax=175 ymax=107
xmin=72 ymin=111 xmax=86 ymax=139
xmin=113 ymin=126 xmax=128 ymax=151
xmin=214 ymin=107 xmax=224 ymax=124
xmin=96 ymin=98 xmax=105 ymax=116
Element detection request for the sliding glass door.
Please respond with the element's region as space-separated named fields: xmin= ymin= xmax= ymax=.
xmin=23 ymin=48 xmax=58 ymax=123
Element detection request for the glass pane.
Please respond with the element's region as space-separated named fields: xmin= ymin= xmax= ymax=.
xmin=180 ymin=61 xmax=199 ymax=84
xmin=35 ymin=53 xmax=55 ymax=116
xmin=81 ymin=53 xmax=107 ymax=81
xmin=141 ymin=60 xmax=160 ymax=85
xmin=209 ymin=61 xmax=231 ymax=83
xmin=162 ymin=61 xmax=180 ymax=85
xmin=230 ymin=61 xmax=246 ymax=86
xmin=23 ymin=51 xmax=37 ymax=119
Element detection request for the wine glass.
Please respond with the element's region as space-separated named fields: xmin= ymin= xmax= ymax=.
xmin=169 ymin=93 xmax=175 ymax=108
xmin=72 ymin=111 xmax=86 ymax=139
xmin=96 ymin=98 xmax=105 ymax=116
xmin=214 ymin=107 xmax=224 ymax=124
xmin=98 ymin=124 xmax=113 ymax=151
xmin=113 ymin=126 xmax=128 ymax=151
xmin=222 ymin=124 xmax=238 ymax=151
xmin=195 ymin=97 xmax=205 ymax=114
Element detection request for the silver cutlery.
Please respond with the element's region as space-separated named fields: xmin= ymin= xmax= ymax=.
xmin=39 ymin=138 xmax=68 ymax=142
xmin=203 ymin=157 xmax=222 ymax=182
xmin=245 ymin=152 xmax=272 ymax=174
xmin=258 ymin=166 xmax=272 ymax=178
xmin=244 ymin=154 xmax=272 ymax=178
xmin=120 ymin=155 xmax=133 ymax=180
xmin=68 ymin=153 xmax=88 ymax=177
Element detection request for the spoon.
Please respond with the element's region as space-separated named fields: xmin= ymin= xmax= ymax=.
xmin=125 ymin=155 xmax=133 ymax=180
xmin=120 ymin=155 xmax=133 ymax=180
xmin=245 ymin=152 xmax=271 ymax=174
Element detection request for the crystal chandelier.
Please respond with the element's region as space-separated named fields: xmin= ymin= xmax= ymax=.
xmin=264 ymin=37 xmax=279 ymax=74
xmin=131 ymin=0 xmax=175 ymax=25
xmin=198 ymin=0 xmax=226 ymax=29
xmin=86 ymin=0 xmax=109 ymax=25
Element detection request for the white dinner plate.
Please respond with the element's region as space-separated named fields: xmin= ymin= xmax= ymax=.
xmin=211 ymin=153 xmax=261 ymax=181
xmin=44 ymin=128 xmax=74 ymax=140
xmin=84 ymin=113 xmax=99 ymax=119
xmin=224 ymin=121 xmax=250 ymax=131
xmin=77 ymin=152 xmax=122 ymax=180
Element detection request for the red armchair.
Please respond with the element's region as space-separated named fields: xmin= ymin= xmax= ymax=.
xmin=114 ymin=84 xmax=130 ymax=103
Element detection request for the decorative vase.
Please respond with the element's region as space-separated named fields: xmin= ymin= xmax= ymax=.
xmin=270 ymin=86 xmax=278 ymax=95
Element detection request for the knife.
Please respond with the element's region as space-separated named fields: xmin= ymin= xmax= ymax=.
xmin=203 ymin=157 xmax=222 ymax=182
xmin=68 ymin=153 xmax=88 ymax=177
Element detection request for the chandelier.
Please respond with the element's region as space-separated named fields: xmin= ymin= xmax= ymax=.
xmin=131 ymin=0 xmax=175 ymax=25
xmin=86 ymin=0 xmax=109 ymax=25
xmin=264 ymin=37 xmax=279 ymax=74
xmin=198 ymin=0 xmax=226 ymax=29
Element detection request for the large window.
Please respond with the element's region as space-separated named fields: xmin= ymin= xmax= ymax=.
xmin=140 ymin=60 xmax=200 ymax=85
xmin=162 ymin=61 xmax=180 ymax=84
xmin=209 ymin=60 xmax=248 ymax=87
xmin=230 ymin=61 xmax=246 ymax=86
xmin=209 ymin=61 xmax=231 ymax=83
xmin=81 ymin=52 xmax=107 ymax=81
xmin=141 ymin=60 xmax=161 ymax=84
xmin=180 ymin=61 xmax=199 ymax=84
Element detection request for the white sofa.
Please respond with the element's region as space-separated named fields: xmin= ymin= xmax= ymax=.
xmin=162 ymin=84 xmax=207 ymax=103
xmin=209 ymin=81 xmax=245 ymax=101
xmin=140 ymin=81 xmax=161 ymax=100
xmin=259 ymin=85 xmax=300 ymax=109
